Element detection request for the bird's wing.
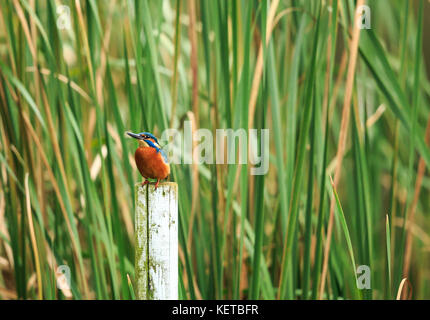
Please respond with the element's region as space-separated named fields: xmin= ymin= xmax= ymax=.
xmin=145 ymin=139 xmax=169 ymax=163
xmin=160 ymin=148 xmax=169 ymax=163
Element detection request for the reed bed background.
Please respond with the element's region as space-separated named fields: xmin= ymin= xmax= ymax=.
xmin=1 ymin=0 xmax=430 ymax=300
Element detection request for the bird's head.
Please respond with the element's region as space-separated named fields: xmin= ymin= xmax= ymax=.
xmin=127 ymin=131 xmax=161 ymax=149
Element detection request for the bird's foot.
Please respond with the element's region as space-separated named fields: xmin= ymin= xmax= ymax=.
xmin=154 ymin=180 xmax=160 ymax=189
xmin=141 ymin=179 xmax=150 ymax=186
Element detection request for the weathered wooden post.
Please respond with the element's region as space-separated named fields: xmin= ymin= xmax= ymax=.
xmin=135 ymin=182 xmax=178 ymax=300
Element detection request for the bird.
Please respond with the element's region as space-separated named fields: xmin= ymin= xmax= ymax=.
xmin=127 ymin=131 xmax=170 ymax=189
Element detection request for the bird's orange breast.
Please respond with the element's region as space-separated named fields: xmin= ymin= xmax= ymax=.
xmin=134 ymin=147 xmax=170 ymax=180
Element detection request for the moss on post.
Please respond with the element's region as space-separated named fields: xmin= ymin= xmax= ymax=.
xmin=134 ymin=182 xmax=178 ymax=300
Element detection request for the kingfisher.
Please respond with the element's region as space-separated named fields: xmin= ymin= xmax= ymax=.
xmin=127 ymin=131 xmax=170 ymax=189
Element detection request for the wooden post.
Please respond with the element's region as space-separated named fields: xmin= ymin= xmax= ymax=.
xmin=135 ymin=182 xmax=178 ymax=300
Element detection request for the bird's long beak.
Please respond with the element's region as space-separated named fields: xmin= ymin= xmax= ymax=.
xmin=127 ymin=132 xmax=143 ymax=140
